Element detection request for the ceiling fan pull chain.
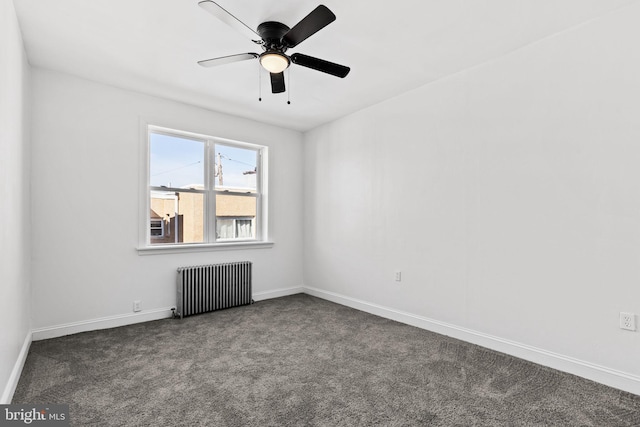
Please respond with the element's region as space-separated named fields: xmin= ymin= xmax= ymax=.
xmin=287 ymin=68 xmax=291 ymax=105
xmin=258 ymin=63 xmax=262 ymax=102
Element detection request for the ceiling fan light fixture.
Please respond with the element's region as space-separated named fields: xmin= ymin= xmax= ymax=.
xmin=260 ymin=52 xmax=290 ymax=73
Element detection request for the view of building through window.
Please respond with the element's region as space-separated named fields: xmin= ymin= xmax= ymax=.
xmin=148 ymin=129 xmax=262 ymax=245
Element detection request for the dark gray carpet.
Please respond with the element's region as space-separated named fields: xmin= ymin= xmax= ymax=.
xmin=13 ymin=294 xmax=640 ymax=426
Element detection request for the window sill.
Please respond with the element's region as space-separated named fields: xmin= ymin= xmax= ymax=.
xmin=137 ymin=241 xmax=274 ymax=255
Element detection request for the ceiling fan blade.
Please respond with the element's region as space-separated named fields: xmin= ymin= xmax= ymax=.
xmin=198 ymin=53 xmax=258 ymax=68
xmin=270 ymin=72 xmax=286 ymax=93
xmin=282 ymin=5 xmax=336 ymax=48
xmin=290 ymin=53 xmax=350 ymax=78
xmin=198 ymin=0 xmax=260 ymax=42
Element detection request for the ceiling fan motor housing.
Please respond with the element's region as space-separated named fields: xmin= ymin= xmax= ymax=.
xmin=257 ymin=21 xmax=290 ymax=52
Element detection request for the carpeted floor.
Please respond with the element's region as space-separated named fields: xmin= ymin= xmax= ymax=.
xmin=13 ymin=294 xmax=640 ymax=426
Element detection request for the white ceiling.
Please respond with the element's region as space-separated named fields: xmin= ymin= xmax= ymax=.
xmin=13 ymin=0 xmax=637 ymax=131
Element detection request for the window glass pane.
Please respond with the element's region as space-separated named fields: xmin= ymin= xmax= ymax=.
xmin=214 ymin=144 xmax=257 ymax=191
xmin=236 ymin=219 xmax=253 ymax=238
xmin=216 ymin=219 xmax=234 ymax=239
xmin=216 ymin=194 xmax=256 ymax=240
xmin=150 ymin=191 xmax=204 ymax=244
xmin=150 ymin=132 xmax=204 ymax=189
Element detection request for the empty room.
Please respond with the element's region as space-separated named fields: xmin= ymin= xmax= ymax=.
xmin=2 ymin=0 xmax=640 ymax=425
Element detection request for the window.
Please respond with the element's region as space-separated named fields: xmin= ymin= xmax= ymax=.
xmin=150 ymin=219 xmax=165 ymax=238
xmin=145 ymin=126 xmax=266 ymax=247
xmin=217 ymin=217 xmax=254 ymax=239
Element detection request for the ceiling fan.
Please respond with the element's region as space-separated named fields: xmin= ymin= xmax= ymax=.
xmin=197 ymin=1 xmax=350 ymax=95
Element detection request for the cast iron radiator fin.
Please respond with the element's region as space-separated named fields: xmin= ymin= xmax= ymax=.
xmin=176 ymin=261 xmax=252 ymax=319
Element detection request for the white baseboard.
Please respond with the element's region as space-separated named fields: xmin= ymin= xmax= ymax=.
xmin=24 ymin=286 xmax=639 ymax=396
xmin=302 ymin=286 xmax=640 ymax=396
xmin=31 ymin=287 xmax=304 ymax=342
xmin=32 ymin=307 xmax=175 ymax=341
xmin=253 ymin=286 xmax=304 ymax=302
xmin=1 ymin=331 xmax=32 ymax=404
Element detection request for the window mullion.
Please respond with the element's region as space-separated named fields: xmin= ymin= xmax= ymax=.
xmin=212 ymin=139 xmax=218 ymax=243
xmin=256 ymin=149 xmax=263 ymax=241
xmin=206 ymin=139 xmax=216 ymax=243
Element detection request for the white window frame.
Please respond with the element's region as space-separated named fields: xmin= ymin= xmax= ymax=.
xmin=137 ymin=123 xmax=272 ymax=254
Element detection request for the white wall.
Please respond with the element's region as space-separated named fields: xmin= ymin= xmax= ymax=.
xmin=0 ymin=0 xmax=32 ymax=403
xmin=304 ymin=3 xmax=640 ymax=393
xmin=30 ymin=69 xmax=304 ymax=334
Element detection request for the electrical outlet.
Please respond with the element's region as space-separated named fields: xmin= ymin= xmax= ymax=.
xmin=133 ymin=300 xmax=142 ymax=313
xmin=395 ymin=271 xmax=402 ymax=282
xmin=619 ymin=312 xmax=636 ymax=331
